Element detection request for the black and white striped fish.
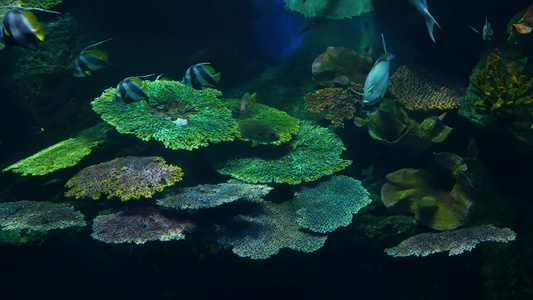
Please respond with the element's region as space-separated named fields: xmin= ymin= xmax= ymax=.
xmin=0 ymin=8 xmax=60 ymax=51
xmin=114 ymin=74 xmax=155 ymax=104
xmin=73 ymin=38 xmax=112 ymax=77
xmin=181 ymin=62 xmax=220 ymax=89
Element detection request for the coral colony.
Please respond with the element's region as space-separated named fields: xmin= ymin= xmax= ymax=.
xmin=2 ymin=1 xmax=526 ymax=264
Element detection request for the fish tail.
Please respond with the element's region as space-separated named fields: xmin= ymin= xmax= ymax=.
xmin=423 ymin=10 xmax=440 ymax=43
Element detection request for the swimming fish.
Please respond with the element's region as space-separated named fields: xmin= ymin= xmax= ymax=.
xmin=181 ymin=62 xmax=220 ymax=89
xmin=0 ymin=8 xmax=60 ymax=51
xmin=240 ymin=92 xmax=256 ymax=112
xmin=73 ymin=38 xmax=113 ymax=77
xmin=408 ymin=0 xmax=441 ymax=43
xmin=468 ymin=16 xmax=493 ymax=41
xmin=238 ymin=120 xmax=280 ymax=146
xmin=114 ymin=74 xmax=155 ymax=104
xmin=361 ymin=34 xmax=395 ymax=105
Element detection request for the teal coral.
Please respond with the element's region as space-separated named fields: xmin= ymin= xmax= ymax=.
xmin=294 ymin=175 xmax=371 ymax=233
xmin=215 ymin=122 xmax=352 ymax=185
xmin=284 ymin=0 xmax=373 ymax=19
xmin=470 ymin=48 xmax=533 ymax=116
xmin=92 ymin=80 xmax=237 ymax=150
xmin=217 ymin=200 xmax=327 ymax=260
xmin=0 ymin=200 xmax=86 ymax=231
xmin=222 ymin=98 xmax=300 ymax=145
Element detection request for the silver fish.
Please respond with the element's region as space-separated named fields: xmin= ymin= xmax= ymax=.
xmin=468 ymin=16 xmax=493 ymax=41
xmin=0 ymin=8 xmax=60 ymax=51
xmin=361 ymin=34 xmax=395 ymax=105
xmin=181 ymin=62 xmax=220 ymax=89
xmin=408 ymin=0 xmax=441 ymax=43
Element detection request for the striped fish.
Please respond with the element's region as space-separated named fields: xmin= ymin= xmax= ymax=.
xmin=73 ymin=38 xmax=112 ymax=77
xmin=114 ymin=74 xmax=155 ymax=104
xmin=0 ymin=8 xmax=59 ymax=51
xmin=181 ymin=62 xmax=220 ymax=89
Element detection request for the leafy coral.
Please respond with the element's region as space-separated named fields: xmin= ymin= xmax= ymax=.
xmin=470 ymin=48 xmax=533 ymax=116
xmin=294 ymin=176 xmax=371 ymax=233
xmin=3 ymin=123 xmax=110 ymax=176
xmin=92 ymin=80 xmax=238 ymax=150
xmin=222 ymin=98 xmax=300 ymax=145
xmin=65 ymin=156 xmax=184 ymax=201
xmin=284 ymin=0 xmax=373 ymax=19
xmin=214 ymin=122 xmax=352 ymax=185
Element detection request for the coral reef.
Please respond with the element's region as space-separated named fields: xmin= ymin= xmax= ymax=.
xmin=381 ymin=152 xmax=475 ymax=230
xmin=470 ymin=49 xmax=533 ymax=116
xmin=222 ymin=98 xmax=300 ymax=145
xmin=92 ymin=80 xmax=238 ymax=150
xmin=3 ymin=123 xmax=111 ymax=176
xmin=214 ymin=122 xmax=351 ymax=184
xmin=216 ymin=200 xmax=327 ymax=260
xmin=389 ymin=65 xmax=466 ymax=112
xmin=156 ymin=180 xmax=273 ymax=210
xmin=65 ymin=156 xmax=184 ymax=201
xmin=293 ymin=176 xmax=371 ymax=233
xmin=312 ymin=47 xmax=374 ymax=87
xmin=354 ymin=100 xmax=452 ymax=156
xmin=0 ymin=200 xmax=86 ymax=231
xmin=284 ymin=0 xmax=373 ymax=19
xmin=385 ymin=225 xmax=516 ymax=257
xmin=91 ymin=208 xmax=195 ymax=244
xmin=304 ymin=83 xmax=363 ymax=127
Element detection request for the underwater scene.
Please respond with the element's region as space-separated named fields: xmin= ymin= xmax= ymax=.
xmin=1 ymin=0 xmax=533 ymax=299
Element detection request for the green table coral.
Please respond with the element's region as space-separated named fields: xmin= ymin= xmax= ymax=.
xmin=222 ymin=98 xmax=299 ymax=145
xmin=92 ymin=80 xmax=238 ymax=150
xmin=214 ymin=122 xmax=352 ymax=185
xmin=3 ymin=123 xmax=110 ymax=176
xmin=294 ymin=175 xmax=371 ymax=233
xmin=284 ymin=0 xmax=373 ymax=19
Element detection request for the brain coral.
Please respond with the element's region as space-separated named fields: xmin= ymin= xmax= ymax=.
xmin=217 ymin=200 xmax=327 ymax=260
xmin=157 ymin=180 xmax=273 ymax=210
xmin=222 ymin=98 xmax=300 ymax=145
xmin=65 ymin=156 xmax=184 ymax=201
xmin=294 ymin=175 xmax=371 ymax=233
xmin=385 ymin=225 xmax=516 ymax=257
xmin=214 ymin=122 xmax=352 ymax=184
xmin=284 ymin=0 xmax=373 ymax=19
xmin=91 ymin=207 xmax=195 ymax=244
xmin=389 ymin=65 xmax=466 ymax=112
xmin=3 ymin=123 xmax=111 ymax=176
xmin=0 ymin=200 xmax=86 ymax=231
xmin=91 ymin=80 xmax=237 ymax=150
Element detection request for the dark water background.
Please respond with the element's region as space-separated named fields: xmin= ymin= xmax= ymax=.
xmin=1 ymin=0 xmax=532 ymax=299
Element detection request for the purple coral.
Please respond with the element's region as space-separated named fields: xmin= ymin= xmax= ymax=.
xmin=91 ymin=207 xmax=195 ymax=244
xmin=65 ymin=156 xmax=184 ymax=201
xmin=389 ymin=65 xmax=466 ymax=112
xmin=385 ymin=225 xmax=516 ymax=257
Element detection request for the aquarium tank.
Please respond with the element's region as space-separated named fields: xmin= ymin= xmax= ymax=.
xmin=1 ymin=0 xmax=532 ymax=299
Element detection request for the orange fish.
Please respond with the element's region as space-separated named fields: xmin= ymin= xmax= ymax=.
xmin=511 ymin=6 xmax=533 ymax=34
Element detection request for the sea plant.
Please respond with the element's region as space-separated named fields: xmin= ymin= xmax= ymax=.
xmin=470 ymin=48 xmax=533 ymax=117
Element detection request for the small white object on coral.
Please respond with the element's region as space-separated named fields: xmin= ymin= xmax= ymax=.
xmin=173 ymin=118 xmax=188 ymax=126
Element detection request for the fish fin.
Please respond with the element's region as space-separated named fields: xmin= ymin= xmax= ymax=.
xmin=202 ymin=65 xmax=216 ymax=74
xmin=131 ymin=78 xmax=143 ymax=86
xmin=21 ymin=11 xmax=39 ymax=28
xmin=250 ymin=92 xmax=257 ymax=105
xmin=252 ymin=141 xmax=259 ymax=147
xmin=84 ymin=70 xmax=92 ymax=76
xmin=3 ymin=26 xmax=10 ymax=37
xmin=35 ymin=23 xmax=45 ymax=41
xmin=85 ymin=49 xmax=107 ymax=59
xmin=423 ymin=11 xmax=440 ymax=43
xmin=468 ymin=25 xmax=479 ymax=34
xmin=212 ymin=72 xmax=221 ymax=83
xmin=101 ymin=50 xmax=109 ymax=61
